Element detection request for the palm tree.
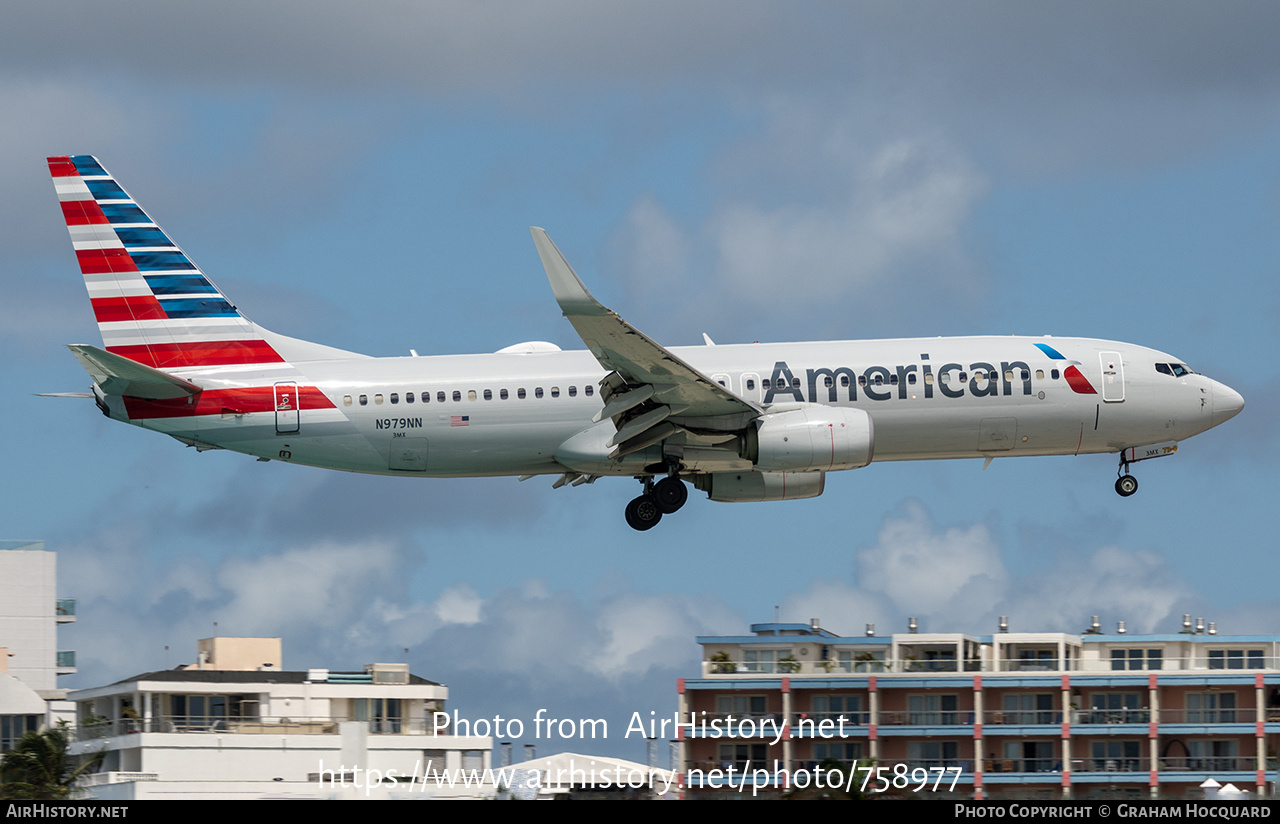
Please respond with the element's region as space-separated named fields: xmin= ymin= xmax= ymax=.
xmin=0 ymin=721 xmax=104 ymax=800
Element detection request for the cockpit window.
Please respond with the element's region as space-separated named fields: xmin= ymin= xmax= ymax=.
xmin=1156 ymin=363 xmax=1195 ymax=377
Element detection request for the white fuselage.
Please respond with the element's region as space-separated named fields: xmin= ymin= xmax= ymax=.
xmin=104 ymin=335 xmax=1239 ymax=479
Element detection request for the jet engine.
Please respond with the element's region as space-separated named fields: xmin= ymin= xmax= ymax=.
xmin=742 ymin=404 xmax=874 ymax=472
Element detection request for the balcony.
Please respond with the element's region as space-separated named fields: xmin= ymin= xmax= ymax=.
xmin=73 ymin=714 xmax=443 ymax=740
xmin=56 ymin=650 xmax=76 ymax=673
xmin=700 ymin=655 xmax=1280 ymax=677
xmin=56 ymin=599 xmax=76 ymax=622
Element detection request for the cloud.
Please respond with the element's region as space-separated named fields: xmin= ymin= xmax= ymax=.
xmin=783 ymin=500 xmax=1191 ymax=637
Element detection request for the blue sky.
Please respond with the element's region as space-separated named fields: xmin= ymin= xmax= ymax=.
xmin=3 ymin=2 xmax=1278 ymax=764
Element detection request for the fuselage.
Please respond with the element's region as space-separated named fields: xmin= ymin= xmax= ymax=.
xmin=100 ymin=335 xmax=1242 ymax=479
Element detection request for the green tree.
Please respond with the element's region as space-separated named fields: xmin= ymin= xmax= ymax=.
xmin=0 ymin=721 xmax=104 ymax=800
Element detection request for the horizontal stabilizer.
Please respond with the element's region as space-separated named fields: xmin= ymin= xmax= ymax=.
xmin=67 ymin=344 xmax=201 ymax=400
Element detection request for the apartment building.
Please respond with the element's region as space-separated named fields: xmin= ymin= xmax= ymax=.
xmin=678 ymin=619 xmax=1280 ymax=799
xmin=0 ymin=540 xmax=77 ymax=751
xmin=66 ymin=637 xmax=495 ymax=799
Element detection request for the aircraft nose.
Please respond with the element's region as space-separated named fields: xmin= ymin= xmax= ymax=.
xmin=1212 ymin=381 xmax=1244 ymax=427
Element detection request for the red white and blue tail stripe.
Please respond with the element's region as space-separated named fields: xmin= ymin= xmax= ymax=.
xmin=48 ymin=155 xmax=284 ymax=371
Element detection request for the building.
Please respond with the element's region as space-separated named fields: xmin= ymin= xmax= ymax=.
xmin=0 ymin=540 xmax=77 ymax=751
xmin=67 ymin=637 xmax=496 ymax=799
xmin=678 ymin=619 xmax=1280 ymax=800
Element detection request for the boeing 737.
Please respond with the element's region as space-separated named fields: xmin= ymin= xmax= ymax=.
xmin=48 ymin=155 xmax=1244 ymax=530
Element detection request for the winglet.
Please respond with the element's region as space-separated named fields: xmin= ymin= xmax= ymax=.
xmin=67 ymin=344 xmax=201 ymax=399
xmin=530 ymin=228 xmax=611 ymax=317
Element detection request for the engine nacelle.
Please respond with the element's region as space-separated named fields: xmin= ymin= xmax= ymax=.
xmin=745 ymin=404 xmax=874 ymax=472
xmin=694 ymin=471 xmax=825 ymax=502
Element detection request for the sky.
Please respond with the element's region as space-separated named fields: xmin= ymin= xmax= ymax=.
xmin=2 ymin=1 xmax=1278 ymax=766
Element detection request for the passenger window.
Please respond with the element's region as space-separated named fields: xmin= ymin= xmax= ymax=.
xmin=1021 ymin=369 xmax=1030 ymax=381
xmin=405 ymin=392 xmax=414 ymax=404
xmin=568 ymin=386 xmax=577 ymax=397
xmin=483 ymin=389 xmax=492 ymax=400
xmin=551 ymin=387 xmax=560 ymax=398
xmin=343 ymin=395 xmax=353 ymax=406
xmin=585 ymin=385 xmax=594 ymax=397
xmin=762 ymin=379 xmax=771 ymax=389
xmin=518 ymin=388 xmax=527 ymax=399
xmin=390 ymin=393 xmax=399 ymax=404
xmin=468 ymin=390 xmax=477 ymax=401
xmin=959 ymin=372 xmax=968 ymax=382
xmin=359 ymin=394 xmax=368 ymax=405
xmin=746 ymin=379 xmax=756 ymax=390
xmin=374 ymin=394 xmax=384 ymax=405
xmin=940 ymin=373 xmax=949 ymax=384
xmin=1004 ymin=371 xmax=1014 ymax=383
xmin=1051 ymin=369 xmax=1060 ymax=380
xmin=924 ymin=374 xmax=934 ymax=385
xmin=889 ymin=374 xmax=898 ymax=385
xmin=858 ymin=376 xmax=867 ymax=387
xmin=717 ymin=380 xmax=726 ymax=387
xmin=452 ymin=391 xmax=461 ymax=402
xmin=907 ymin=374 xmax=917 ymax=385
xmin=437 ymin=391 xmax=446 ymax=403
xmin=792 ymin=378 xmax=801 ymax=389
xmin=873 ymin=375 xmax=883 ymax=386
xmin=841 ymin=376 xmax=850 ymax=387
xmin=1035 ymin=370 xmax=1045 ymax=380
xmin=824 ymin=376 xmax=834 ymax=388
xmin=500 ymin=389 xmax=509 ymax=400
xmin=535 ymin=387 xmax=544 ymax=399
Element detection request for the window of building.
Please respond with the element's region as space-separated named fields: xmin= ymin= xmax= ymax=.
xmin=1000 ymin=693 xmax=1054 ymax=725
xmin=1208 ymin=649 xmax=1265 ymax=669
xmin=354 ymin=697 xmax=401 ymax=734
xmin=813 ymin=741 xmax=862 ymax=764
xmin=811 ymin=694 xmax=864 ymax=725
xmin=1088 ymin=740 xmax=1142 ymax=772
xmin=908 ymin=740 xmax=960 ymax=768
xmin=1088 ymin=693 xmax=1145 ymax=724
xmin=718 ymin=743 xmax=766 ymax=770
xmin=743 ymin=649 xmax=779 ymax=673
xmin=1000 ymin=740 xmax=1054 ymax=773
xmin=1187 ymin=692 xmax=1236 ymax=724
xmin=716 ymin=695 xmax=767 ymax=716
xmin=1 ymin=715 xmax=40 ymax=753
xmin=908 ymin=694 xmax=960 ymax=725
xmin=1110 ymin=648 xmax=1163 ymax=671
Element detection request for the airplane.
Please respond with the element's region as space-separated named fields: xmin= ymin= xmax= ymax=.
xmin=48 ymin=155 xmax=1244 ymax=531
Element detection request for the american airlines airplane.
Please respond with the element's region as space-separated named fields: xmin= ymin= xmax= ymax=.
xmin=48 ymin=155 xmax=1244 ymax=530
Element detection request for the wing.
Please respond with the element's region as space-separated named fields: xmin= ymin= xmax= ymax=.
xmin=530 ymin=228 xmax=759 ymax=459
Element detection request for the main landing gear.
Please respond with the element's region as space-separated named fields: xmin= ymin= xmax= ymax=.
xmin=624 ymin=475 xmax=688 ymax=531
xmin=1115 ymin=454 xmax=1139 ymax=497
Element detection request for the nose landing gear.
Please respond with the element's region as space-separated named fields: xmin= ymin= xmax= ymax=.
xmin=1115 ymin=454 xmax=1138 ymax=497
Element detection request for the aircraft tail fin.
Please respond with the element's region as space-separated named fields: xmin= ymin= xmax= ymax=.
xmin=48 ymin=155 xmax=311 ymax=371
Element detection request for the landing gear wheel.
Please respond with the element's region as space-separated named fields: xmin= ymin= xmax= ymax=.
xmin=653 ymin=477 xmax=688 ymax=514
xmin=624 ymin=495 xmax=663 ymax=531
xmin=1115 ymin=475 xmax=1138 ymax=497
